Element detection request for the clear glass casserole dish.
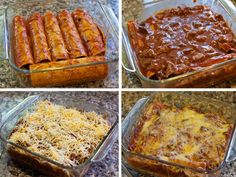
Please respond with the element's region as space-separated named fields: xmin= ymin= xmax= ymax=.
xmin=0 ymin=0 xmax=118 ymax=87
xmin=122 ymin=92 xmax=236 ymax=177
xmin=0 ymin=94 xmax=118 ymax=177
xmin=122 ymin=0 xmax=236 ymax=88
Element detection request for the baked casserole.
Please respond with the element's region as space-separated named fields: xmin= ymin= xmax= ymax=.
xmin=124 ymin=94 xmax=235 ymax=177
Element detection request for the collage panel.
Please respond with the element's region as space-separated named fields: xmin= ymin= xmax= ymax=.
xmin=122 ymin=0 xmax=236 ymax=88
xmin=122 ymin=91 xmax=236 ymax=177
xmin=0 ymin=91 xmax=118 ymax=177
xmin=0 ymin=0 xmax=119 ymax=88
xmin=2 ymin=0 xmax=236 ymax=176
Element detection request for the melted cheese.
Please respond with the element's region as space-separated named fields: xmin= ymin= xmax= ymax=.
xmin=9 ymin=100 xmax=110 ymax=166
xmin=130 ymin=105 xmax=233 ymax=171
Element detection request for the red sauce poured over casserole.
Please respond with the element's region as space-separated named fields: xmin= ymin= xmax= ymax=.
xmin=128 ymin=5 xmax=236 ymax=80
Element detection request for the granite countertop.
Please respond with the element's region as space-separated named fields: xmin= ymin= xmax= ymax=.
xmin=0 ymin=91 xmax=118 ymax=177
xmin=0 ymin=0 xmax=118 ymax=88
xmin=122 ymin=92 xmax=236 ymax=177
xmin=122 ymin=0 xmax=236 ymax=88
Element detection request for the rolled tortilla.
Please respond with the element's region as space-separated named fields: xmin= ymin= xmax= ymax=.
xmin=57 ymin=10 xmax=87 ymax=59
xmin=28 ymin=12 xmax=51 ymax=63
xmin=43 ymin=11 xmax=69 ymax=61
xmin=13 ymin=16 xmax=34 ymax=68
xmin=72 ymin=9 xmax=106 ymax=56
xmin=30 ymin=56 xmax=108 ymax=87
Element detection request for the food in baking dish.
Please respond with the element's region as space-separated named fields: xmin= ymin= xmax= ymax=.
xmin=128 ymin=100 xmax=233 ymax=176
xmin=13 ymin=16 xmax=34 ymax=68
xmin=12 ymin=8 xmax=107 ymax=85
xmin=57 ymin=10 xmax=87 ymax=59
xmin=44 ymin=11 xmax=69 ymax=61
xmin=72 ymin=9 xmax=106 ymax=56
xmin=30 ymin=56 xmax=108 ymax=87
xmin=8 ymin=100 xmax=110 ymax=175
xmin=127 ymin=5 xmax=236 ymax=80
xmin=28 ymin=12 xmax=52 ymax=63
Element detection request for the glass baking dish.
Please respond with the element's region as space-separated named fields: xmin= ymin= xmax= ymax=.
xmin=0 ymin=93 xmax=118 ymax=177
xmin=122 ymin=0 xmax=236 ymax=88
xmin=0 ymin=0 xmax=118 ymax=87
xmin=122 ymin=92 xmax=236 ymax=177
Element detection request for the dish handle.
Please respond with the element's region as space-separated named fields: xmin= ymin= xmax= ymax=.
xmin=0 ymin=7 xmax=8 ymax=61
xmin=122 ymin=97 xmax=148 ymax=135
xmin=92 ymin=123 xmax=118 ymax=162
xmin=226 ymin=126 xmax=236 ymax=163
xmin=122 ymin=29 xmax=136 ymax=73
xmin=100 ymin=4 xmax=118 ymax=41
xmin=122 ymin=163 xmax=134 ymax=177
xmin=1 ymin=95 xmax=39 ymax=125
xmin=99 ymin=3 xmax=119 ymax=75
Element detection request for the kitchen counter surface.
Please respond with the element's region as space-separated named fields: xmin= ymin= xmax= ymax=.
xmin=0 ymin=91 xmax=118 ymax=177
xmin=0 ymin=0 xmax=118 ymax=88
xmin=122 ymin=91 xmax=236 ymax=177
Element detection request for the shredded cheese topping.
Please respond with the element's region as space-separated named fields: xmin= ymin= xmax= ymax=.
xmin=9 ymin=100 xmax=111 ymax=166
xmin=129 ymin=103 xmax=233 ymax=171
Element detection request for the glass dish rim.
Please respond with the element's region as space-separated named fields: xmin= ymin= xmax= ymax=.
xmin=0 ymin=93 xmax=119 ymax=170
xmin=4 ymin=0 xmax=118 ymax=74
xmin=122 ymin=92 xmax=236 ymax=174
xmin=122 ymin=0 xmax=236 ymax=84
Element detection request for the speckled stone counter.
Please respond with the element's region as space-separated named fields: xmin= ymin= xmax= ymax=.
xmin=0 ymin=91 xmax=118 ymax=177
xmin=122 ymin=0 xmax=236 ymax=88
xmin=0 ymin=0 xmax=118 ymax=88
xmin=122 ymin=92 xmax=236 ymax=177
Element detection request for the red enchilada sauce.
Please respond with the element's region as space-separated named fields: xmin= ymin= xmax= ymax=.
xmin=127 ymin=5 xmax=236 ymax=80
